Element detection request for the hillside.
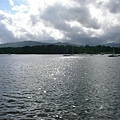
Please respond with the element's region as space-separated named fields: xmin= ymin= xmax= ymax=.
xmin=0 ymin=41 xmax=49 ymax=48
xmin=0 ymin=41 xmax=72 ymax=48
xmin=0 ymin=41 xmax=120 ymax=48
xmin=104 ymin=43 xmax=120 ymax=47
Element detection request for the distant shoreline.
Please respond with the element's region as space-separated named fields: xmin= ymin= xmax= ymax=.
xmin=0 ymin=45 xmax=120 ymax=54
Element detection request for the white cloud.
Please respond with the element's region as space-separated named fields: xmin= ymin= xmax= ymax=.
xmin=9 ymin=0 xmax=14 ymax=6
xmin=12 ymin=4 xmax=28 ymax=13
xmin=0 ymin=0 xmax=120 ymax=45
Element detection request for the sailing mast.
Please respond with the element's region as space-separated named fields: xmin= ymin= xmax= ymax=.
xmin=108 ymin=46 xmax=119 ymax=57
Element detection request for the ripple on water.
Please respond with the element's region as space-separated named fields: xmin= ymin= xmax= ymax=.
xmin=0 ymin=55 xmax=120 ymax=119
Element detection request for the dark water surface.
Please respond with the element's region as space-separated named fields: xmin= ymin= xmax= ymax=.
xmin=0 ymin=54 xmax=120 ymax=120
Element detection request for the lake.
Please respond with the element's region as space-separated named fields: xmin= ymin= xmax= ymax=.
xmin=0 ymin=54 xmax=120 ymax=120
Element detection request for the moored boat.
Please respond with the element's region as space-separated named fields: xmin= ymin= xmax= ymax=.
xmin=108 ymin=54 xmax=119 ymax=57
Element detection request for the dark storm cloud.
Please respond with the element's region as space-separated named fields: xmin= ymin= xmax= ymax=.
xmin=40 ymin=2 xmax=100 ymax=30
xmin=101 ymin=26 xmax=120 ymax=43
xmin=68 ymin=7 xmax=100 ymax=29
xmin=39 ymin=2 xmax=101 ymax=45
xmin=64 ymin=30 xmax=102 ymax=45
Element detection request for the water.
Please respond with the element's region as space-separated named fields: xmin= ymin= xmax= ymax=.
xmin=0 ymin=54 xmax=120 ymax=120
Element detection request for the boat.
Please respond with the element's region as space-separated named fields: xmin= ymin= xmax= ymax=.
xmin=63 ymin=45 xmax=74 ymax=56
xmin=108 ymin=47 xmax=119 ymax=57
xmin=63 ymin=54 xmax=71 ymax=56
xmin=108 ymin=54 xmax=119 ymax=57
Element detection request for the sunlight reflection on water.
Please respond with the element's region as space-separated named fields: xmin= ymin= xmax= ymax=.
xmin=0 ymin=54 xmax=120 ymax=119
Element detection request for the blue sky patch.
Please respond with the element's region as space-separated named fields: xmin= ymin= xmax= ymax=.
xmin=0 ymin=0 xmax=29 ymax=13
xmin=0 ymin=0 xmax=11 ymax=11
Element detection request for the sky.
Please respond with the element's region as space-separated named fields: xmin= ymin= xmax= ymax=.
xmin=0 ymin=0 xmax=120 ymax=45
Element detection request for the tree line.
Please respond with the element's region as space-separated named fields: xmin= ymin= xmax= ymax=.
xmin=0 ymin=44 xmax=120 ymax=54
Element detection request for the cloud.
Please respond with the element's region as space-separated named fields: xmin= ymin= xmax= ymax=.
xmin=9 ymin=0 xmax=14 ymax=6
xmin=0 ymin=0 xmax=120 ymax=45
xmin=101 ymin=26 xmax=120 ymax=43
xmin=39 ymin=1 xmax=101 ymax=44
xmin=12 ymin=4 xmax=28 ymax=13
xmin=41 ymin=3 xmax=100 ymax=30
xmin=106 ymin=0 xmax=120 ymax=13
xmin=0 ymin=15 xmax=14 ymax=43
